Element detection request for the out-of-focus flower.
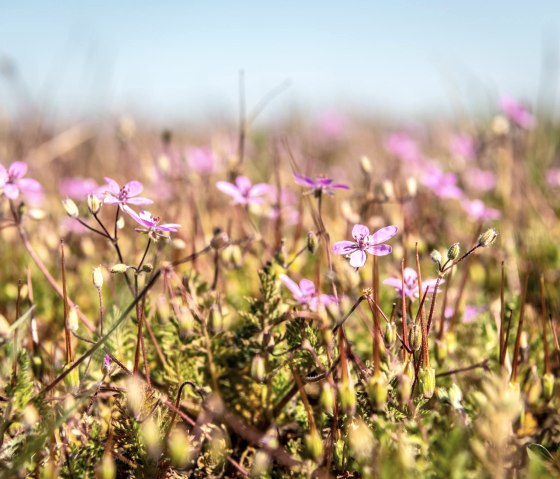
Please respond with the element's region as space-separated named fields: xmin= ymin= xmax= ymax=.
xmin=317 ymin=111 xmax=347 ymax=139
xmin=103 ymin=354 xmax=112 ymax=371
xmin=384 ymin=133 xmax=421 ymax=163
xmin=422 ymin=165 xmax=463 ymax=199
xmin=266 ymin=187 xmax=300 ymax=224
xmin=125 ymin=208 xmax=180 ymax=240
xmin=279 ymin=274 xmax=337 ymax=311
xmin=216 ymin=175 xmax=272 ymax=206
xmin=294 ymin=173 xmax=349 ymax=197
xmin=0 ymin=161 xmax=41 ymax=200
xmin=450 ymin=134 xmax=476 ymax=161
xmin=500 ymin=96 xmax=536 ymax=130
xmin=461 ymin=199 xmax=501 ymax=221
xmin=332 ymin=224 xmax=397 ymax=268
xmin=186 ymin=147 xmax=215 ymax=175
xmin=463 ymin=168 xmax=496 ymax=192
xmin=546 ymin=168 xmax=560 ymax=187
xmin=59 ymin=178 xmax=99 ymax=199
xmin=383 ymin=267 xmax=442 ymax=300
xmin=101 ymin=177 xmax=153 ymax=208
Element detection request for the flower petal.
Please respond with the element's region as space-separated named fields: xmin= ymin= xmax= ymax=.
xmin=293 ymin=173 xmax=315 ymax=187
xmin=352 ymin=224 xmax=370 ymax=240
xmin=8 ymin=161 xmax=28 ymax=179
xmin=216 ymin=181 xmax=244 ymax=203
xmin=17 ymin=178 xmax=41 ymax=192
xmin=367 ymin=244 xmax=393 ymax=256
xmin=370 ymin=225 xmax=398 ymax=245
xmin=298 ymin=279 xmax=316 ymax=297
xmin=4 ymin=183 xmax=19 ymax=199
xmin=126 ymin=197 xmax=154 ymax=205
xmin=235 ymin=176 xmax=252 ymax=194
xmin=349 ymin=249 xmax=367 ymax=268
xmin=331 ymin=182 xmax=350 ymax=190
xmin=0 ymin=164 xmax=8 ymax=184
xmin=403 ymin=267 xmax=417 ymax=285
xmin=249 ymin=183 xmax=273 ymax=197
xmin=125 ymin=180 xmax=144 ymax=197
xmin=158 ymin=223 xmax=180 ymax=232
xmin=279 ymin=274 xmax=303 ymax=300
xmin=383 ymin=278 xmax=403 ymax=289
xmin=103 ymin=177 xmax=121 ymax=195
xmin=332 ymin=241 xmax=356 ymax=255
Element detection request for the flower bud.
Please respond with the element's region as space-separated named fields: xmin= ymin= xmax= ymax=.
xmin=398 ymin=372 xmax=412 ymax=403
xmin=382 ymin=180 xmax=395 ymax=200
xmin=385 ymin=320 xmax=397 ymax=346
xmin=448 ymin=383 xmax=463 ymax=409
xmin=367 ymin=373 xmax=388 ymax=409
xmin=307 ymin=231 xmax=318 ymax=254
xmin=251 ymin=354 xmax=266 ymax=383
xmin=360 ymin=155 xmax=372 ymax=175
xmin=92 ymin=266 xmax=104 ymax=289
xmin=110 ymin=263 xmax=129 ymax=274
xmin=87 ymin=194 xmax=102 ymax=214
xmin=98 ymin=453 xmax=116 ymax=479
xmin=430 ymin=250 xmax=442 ymax=266
xmin=140 ymin=263 xmax=153 ymax=273
xmin=320 ymin=382 xmax=336 ymax=415
xmin=403 ymin=359 xmax=415 ymax=382
xmin=447 ymin=242 xmax=460 ymax=261
xmin=408 ymin=322 xmax=422 ymax=352
xmin=210 ymin=227 xmax=229 ymax=250
xmin=304 ymin=430 xmax=324 ymax=461
xmin=478 ymin=228 xmax=498 ymax=247
xmin=339 ymin=382 xmax=356 ymax=415
xmin=406 ymin=177 xmax=417 ymax=197
xmin=67 ymin=307 xmax=79 ymax=332
xmin=418 ymin=366 xmax=436 ymax=399
xmin=62 ymin=198 xmax=79 ymax=218
xmin=543 ymin=373 xmax=555 ymax=400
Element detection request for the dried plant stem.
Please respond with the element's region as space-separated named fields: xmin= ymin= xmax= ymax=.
xmin=415 ymin=243 xmax=430 ymax=368
xmin=511 ymin=274 xmax=529 ymax=383
xmin=401 ymin=259 xmax=410 ymax=360
xmin=540 ymin=274 xmax=551 ymax=374
xmin=60 ymin=241 xmax=73 ymax=363
xmin=499 ymin=261 xmax=506 ymax=367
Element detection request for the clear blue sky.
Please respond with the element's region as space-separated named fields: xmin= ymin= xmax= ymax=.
xmin=0 ymin=1 xmax=558 ymax=123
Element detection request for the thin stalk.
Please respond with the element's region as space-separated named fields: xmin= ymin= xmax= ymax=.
xmin=415 ymin=244 xmax=429 ymax=368
xmin=540 ymin=274 xmax=551 ymax=374
xmin=499 ymin=261 xmax=505 ymax=367
xmin=60 ymin=241 xmax=73 ymax=363
xmin=511 ymin=275 xmax=529 ymax=383
xmin=401 ymin=259 xmax=409 ymax=360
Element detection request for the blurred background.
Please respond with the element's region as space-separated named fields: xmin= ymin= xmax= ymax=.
xmin=1 ymin=1 xmax=559 ymax=126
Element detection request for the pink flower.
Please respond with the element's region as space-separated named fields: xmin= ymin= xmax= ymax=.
xmin=422 ymin=165 xmax=464 ymax=199
xmin=384 ymin=133 xmax=421 ymax=163
xmin=101 ymin=177 xmax=153 ymax=208
xmin=317 ymin=111 xmax=347 ymax=139
xmin=463 ymin=168 xmax=496 ymax=192
xmin=216 ymin=175 xmax=272 ymax=206
xmin=332 ymin=224 xmax=397 ymax=268
xmin=186 ymin=147 xmax=215 ymax=175
xmin=383 ymin=267 xmax=442 ymax=300
xmin=546 ymin=168 xmax=560 ymax=187
xmin=125 ymin=208 xmax=180 ymax=239
xmin=500 ymin=96 xmax=536 ymax=130
xmin=294 ymin=173 xmax=349 ymax=196
xmin=59 ymin=177 xmax=99 ymax=199
xmin=279 ymin=274 xmax=337 ymax=311
xmin=461 ymin=199 xmax=501 ymax=221
xmin=0 ymin=161 xmax=41 ymax=200
xmin=450 ymin=134 xmax=476 ymax=160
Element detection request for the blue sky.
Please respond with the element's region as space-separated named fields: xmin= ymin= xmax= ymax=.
xmin=0 ymin=1 xmax=558 ymax=123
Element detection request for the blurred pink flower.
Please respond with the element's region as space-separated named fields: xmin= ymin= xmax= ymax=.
xmin=317 ymin=111 xmax=347 ymax=139
xmin=216 ymin=175 xmax=272 ymax=206
xmin=461 ymin=199 xmax=501 ymax=221
xmin=383 ymin=267 xmax=442 ymax=300
xmin=102 ymin=177 xmax=153 ymax=208
xmin=500 ymin=96 xmax=536 ymax=130
xmin=186 ymin=147 xmax=215 ymax=175
xmin=0 ymin=161 xmax=41 ymax=200
xmin=463 ymin=168 xmax=496 ymax=192
xmin=546 ymin=168 xmax=560 ymax=187
xmin=279 ymin=274 xmax=337 ymax=311
xmin=294 ymin=173 xmax=349 ymax=196
xmin=267 ymin=187 xmax=300 ymax=224
xmin=450 ymin=134 xmax=476 ymax=160
xmin=332 ymin=224 xmax=397 ymax=268
xmin=422 ymin=165 xmax=463 ymax=199
xmin=59 ymin=177 xmax=99 ymax=199
xmin=384 ymin=133 xmax=421 ymax=163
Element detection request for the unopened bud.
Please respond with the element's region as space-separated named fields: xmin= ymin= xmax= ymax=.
xmin=307 ymin=231 xmax=318 ymax=254
xmin=67 ymin=307 xmax=79 ymax=332
xmin=382 ymin=180 xmax=395 ymax=200
xmin=360 ymin=155 xmax=372 ymax=175
xmin=418 ymin=366 xmax=436 ymax=399
xmin=543 ymin=373 xmax=555 ymax=400
xmin=62 ymin=198 xmax=79 ymax=218
xmin=447 ymin=243 xmax=460 ymax=261
xmin=210 ymin=227 xmax=229 ymax=250
xmin=87 ymin=194 xmax=102 ymax=214
xmin=304 ymin=430 xmax=324 ymax=461
xmin=140 ymin=263 xmax=153 ymax=273
xmin=478 ymin=228 xmax=498 ymax=247
xmin=251 ymin=354 xmax=266 ymax=383
xmin=92 ymin=266 xmax=104 ymax=289
xmin=448 ymin=383 xmax=463 ymax=409
xmin=385 ymin=320 xmax=397 ymax=346
xmin=430 ymin=250 xmax=442 ymax=266
xmin=98 ymin=453 xmax=116 ymax=479
xmin=406 ymin=177 xmax=417 ymax=197
xmin=110 ymin=263 xmax=129 ymax=274
xmin=367 ymin=373 xmax=388 ymax=408
xmin=320 ymin=382 xmax=336 ymax=415
xmin=408 ymin=322 xmax=422 ymax=352
xmin=339 ymin=382 xmax=356 ymax=415
xmin=398 ymin=372 xmax=412 ymax=403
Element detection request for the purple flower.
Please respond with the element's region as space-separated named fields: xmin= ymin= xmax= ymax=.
xmin=101 ymin=177 xmax=153 ymax=208
xmin=0 ymin=161 xmax=41 ymax=200
xmin=384 ymin=133 xmax=421 ymax=163
xmin=461 ymin=199 xmax=501 ymax=221
xmin=332 ymin=224 xmax=397 ymax=268
xmin=463 ymin=168 xmax=496 ymax=192
xmin=450 ymin=134 xmax=476 ymax=160
xmin=125 ymin=208 xmax=180 ymax=239
xmin=294 ymin=173 xmax=349 ymax=196
xmin=383 ymin=267 xmax=442 ymax=300
xmin=216 ymin=175 xmax=272 ymax=206
xmin=103 ymin=354 xmax=112 ymax=371
xmin=500 ymin=96 xmax=536 ymax=130
xmin=279 ymin=274 xmax=337 ymax=311
xmin=59 ymin=177 xmax=99 ymax=200
xmin=422 ymin=165 xmax=464 ymax=199
xmin=186 ymin=147 xmax=215 ymax=175
xmin=547 ymin=168 xmax=560 ymax=187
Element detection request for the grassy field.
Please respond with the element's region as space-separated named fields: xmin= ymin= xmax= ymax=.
xmin=0 ymin=99 xmax=559 ymax=478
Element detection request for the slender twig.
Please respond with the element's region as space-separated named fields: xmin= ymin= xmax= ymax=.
xmin=511 ymin=274 xmax=529 ymax=383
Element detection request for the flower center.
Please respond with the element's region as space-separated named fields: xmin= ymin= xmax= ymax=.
xmin=118 ymin=186 xmax=129 ymax=201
